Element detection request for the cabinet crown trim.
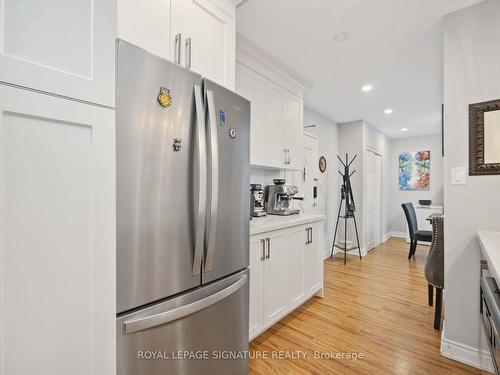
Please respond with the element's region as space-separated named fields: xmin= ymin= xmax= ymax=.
xmin=236 ymin=33 xmax=313 ymax=93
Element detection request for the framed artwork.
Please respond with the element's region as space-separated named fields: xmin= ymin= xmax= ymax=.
xmin=399 ymin=151 xmax=430 ymax=191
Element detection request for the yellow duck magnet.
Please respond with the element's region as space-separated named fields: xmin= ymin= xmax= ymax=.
xmin=157 ymin=87 xmax=172 ymax=108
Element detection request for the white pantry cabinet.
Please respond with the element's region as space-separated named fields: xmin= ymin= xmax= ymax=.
xmin=117 ymin=0 xmax=236 ymax=89
xmin=236 ymin=62 xmax=303 ymax=170
xmin=0 ymin=0 xmax=115 ymax=107
xmin=249 ymin=220 xmax=324 ymax=340
xmin=0 ymin=84 xmax=116 ymax=375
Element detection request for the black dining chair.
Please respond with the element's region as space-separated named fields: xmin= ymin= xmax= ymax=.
xmin=401 ymin=203 xmax=432 ymax=259
xmin=425 ymin=216 xmax=444 ymax=330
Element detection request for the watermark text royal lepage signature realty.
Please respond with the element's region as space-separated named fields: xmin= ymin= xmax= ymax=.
xmin=137 ymin=350 xmax=364 ymax=361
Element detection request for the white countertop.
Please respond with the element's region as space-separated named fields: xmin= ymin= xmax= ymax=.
xmin=250 ymin=213 xmax=326 ymax=236
xmin=477 ymin=231 xmax=500 ymax=283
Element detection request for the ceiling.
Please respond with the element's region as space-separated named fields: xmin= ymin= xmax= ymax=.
xmin=236 ymin=0 xmax=483 ymax=139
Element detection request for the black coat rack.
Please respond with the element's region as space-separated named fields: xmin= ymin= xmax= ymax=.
xmin=330 ymin=153 xmax=362 ymax=264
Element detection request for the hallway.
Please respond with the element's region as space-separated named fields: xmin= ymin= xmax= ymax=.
xmin=249 ymin=238 xmax=484 ymax=375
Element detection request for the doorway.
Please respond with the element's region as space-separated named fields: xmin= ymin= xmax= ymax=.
xmin=365 ymin=149 xmax=382 ymax=251
xmin=296 ymin=132 xmax=319 ymax=214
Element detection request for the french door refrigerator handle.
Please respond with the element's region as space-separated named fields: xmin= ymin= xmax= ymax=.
xmin=192 ymin=84 xmax=207 ymax=276
xmin=204 ymin=89 xmax=219 ymax=272
xmin=123 ymin=275 xmax=248 ymax=334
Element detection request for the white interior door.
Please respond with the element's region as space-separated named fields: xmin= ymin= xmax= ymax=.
xmin=365 ymin=150 xmax=382 ymax=251
xmin=293 ymin=132 xmax=319 ymax=213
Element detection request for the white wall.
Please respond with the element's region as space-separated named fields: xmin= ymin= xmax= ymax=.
xmin=303 ymin=107 xmax=339 ymax=253
xmin=443 ymin=0 xmax=500 ymax=369
xmin=389 ymin=134 xmax=443 ymax=234
xmin=338 ymin=121 xmax=364 ymax=249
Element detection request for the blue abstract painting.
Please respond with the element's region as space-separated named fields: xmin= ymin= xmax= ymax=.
xmin=399 ymin=151 xmax=430 ymax=191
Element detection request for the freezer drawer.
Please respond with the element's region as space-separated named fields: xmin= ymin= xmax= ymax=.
xmin=117 ymin=270 xmax=249 ymax=375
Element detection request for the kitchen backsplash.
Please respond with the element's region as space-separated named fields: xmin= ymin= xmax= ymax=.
xmin=251 ymin=167 xmax=304 ymax=211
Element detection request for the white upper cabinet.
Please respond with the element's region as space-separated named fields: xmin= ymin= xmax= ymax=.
xmin=236 ymin=63 xmax=268 ymax=166
xmin=116 ymin=0 xmax=235 ymax=89
xmin=235 ymin=42 xmax=306 ymax=171
xmin=0 ymin=0 xmax=115 ymax=107
xmin=265 ymin=80 xmax=288 ymax=168
xmin=171 ymin=0 xmax=235 ymax=89
xmin=0 ymin=84 xmax=115 ymax=375
xmin=283 ymin=91 xmax=303 ymax=170
xmin=117 ymin=0 xmax=172 ymax=60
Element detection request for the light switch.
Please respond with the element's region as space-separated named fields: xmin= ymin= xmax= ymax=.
xmin=451 ymin=167 xmax=466 ymax=185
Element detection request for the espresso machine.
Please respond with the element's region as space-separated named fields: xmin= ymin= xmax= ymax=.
xmin=264 ymin=179 xmax=303 ymax=216
xmin=250 ymin=184 xmax=266 ymax=217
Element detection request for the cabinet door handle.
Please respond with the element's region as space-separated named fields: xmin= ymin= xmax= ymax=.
xmin=260 ymin=239 xmax=265 ymax=261
xmin=174 ymin=33 xmax=181 ymax=64
xmin=266 ymin=238 xmax=270 ymax=259
xmin=305 ymin=228 xmax=309 ymax=244
xmin=310 ymin=227 xmax=313 ymax=244
xmin=287 ymin=149 xmax=291 ymax=165
xmin=283 ymin=149 xmax=287 ymax=165
xmin=185 ymin=37 xmax=192 ymax=69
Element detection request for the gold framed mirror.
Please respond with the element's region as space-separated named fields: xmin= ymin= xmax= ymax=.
xmin=469 ymin=99 xmax=500 ymax=175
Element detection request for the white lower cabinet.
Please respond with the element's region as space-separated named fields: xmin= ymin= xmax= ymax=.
xmin=0 ymin=84 xmax=115 ymax=375
xmin=262 ymin=230 xmax=288 ymax=327
xmin=249 ymin=236 xmax=265 ymax=339
xmin=249 ymin=220 xmax=324 ymax=340
xmin=304 ymin=222 xmax=324 ymax=295
xmin=287 ymin=226 xmax=306 ymax=308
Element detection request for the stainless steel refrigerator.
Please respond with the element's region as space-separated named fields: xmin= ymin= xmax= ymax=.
xmin=116 ymin=40 xmax=250 ymax=375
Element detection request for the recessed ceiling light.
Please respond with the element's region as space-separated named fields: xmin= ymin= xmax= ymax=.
xmin=361 ymin=85 xmax=373 ymax=92
xmin=333 ymin=32 xmax=349 ymax=42
xmin=384 ymin=108 xmax=393 ymax=114
xmin=401 ymin=128 xmax=408 ymax=132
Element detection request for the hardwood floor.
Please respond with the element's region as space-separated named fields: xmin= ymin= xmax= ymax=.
xmin=249 ymin=237 xmax=485 ymax=375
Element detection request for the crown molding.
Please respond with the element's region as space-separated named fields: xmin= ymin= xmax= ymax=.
xmin=236 ymin=33 xmax=314 ymax=94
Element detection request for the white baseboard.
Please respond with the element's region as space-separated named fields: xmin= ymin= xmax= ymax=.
xmin=382 ymin=232 xmax=391 ymax=242
xmin=328 ymin=246 xmax=367 ymax=257
xmin=390 ymin=231 xmax=407 ymax=239
xmin=440 ymin=325 xmax=493 ymax=373
xmin=323 ymin=248 xmax=331 ymax=259
xmin=323 ymin=234 xmax=391 ymax=260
